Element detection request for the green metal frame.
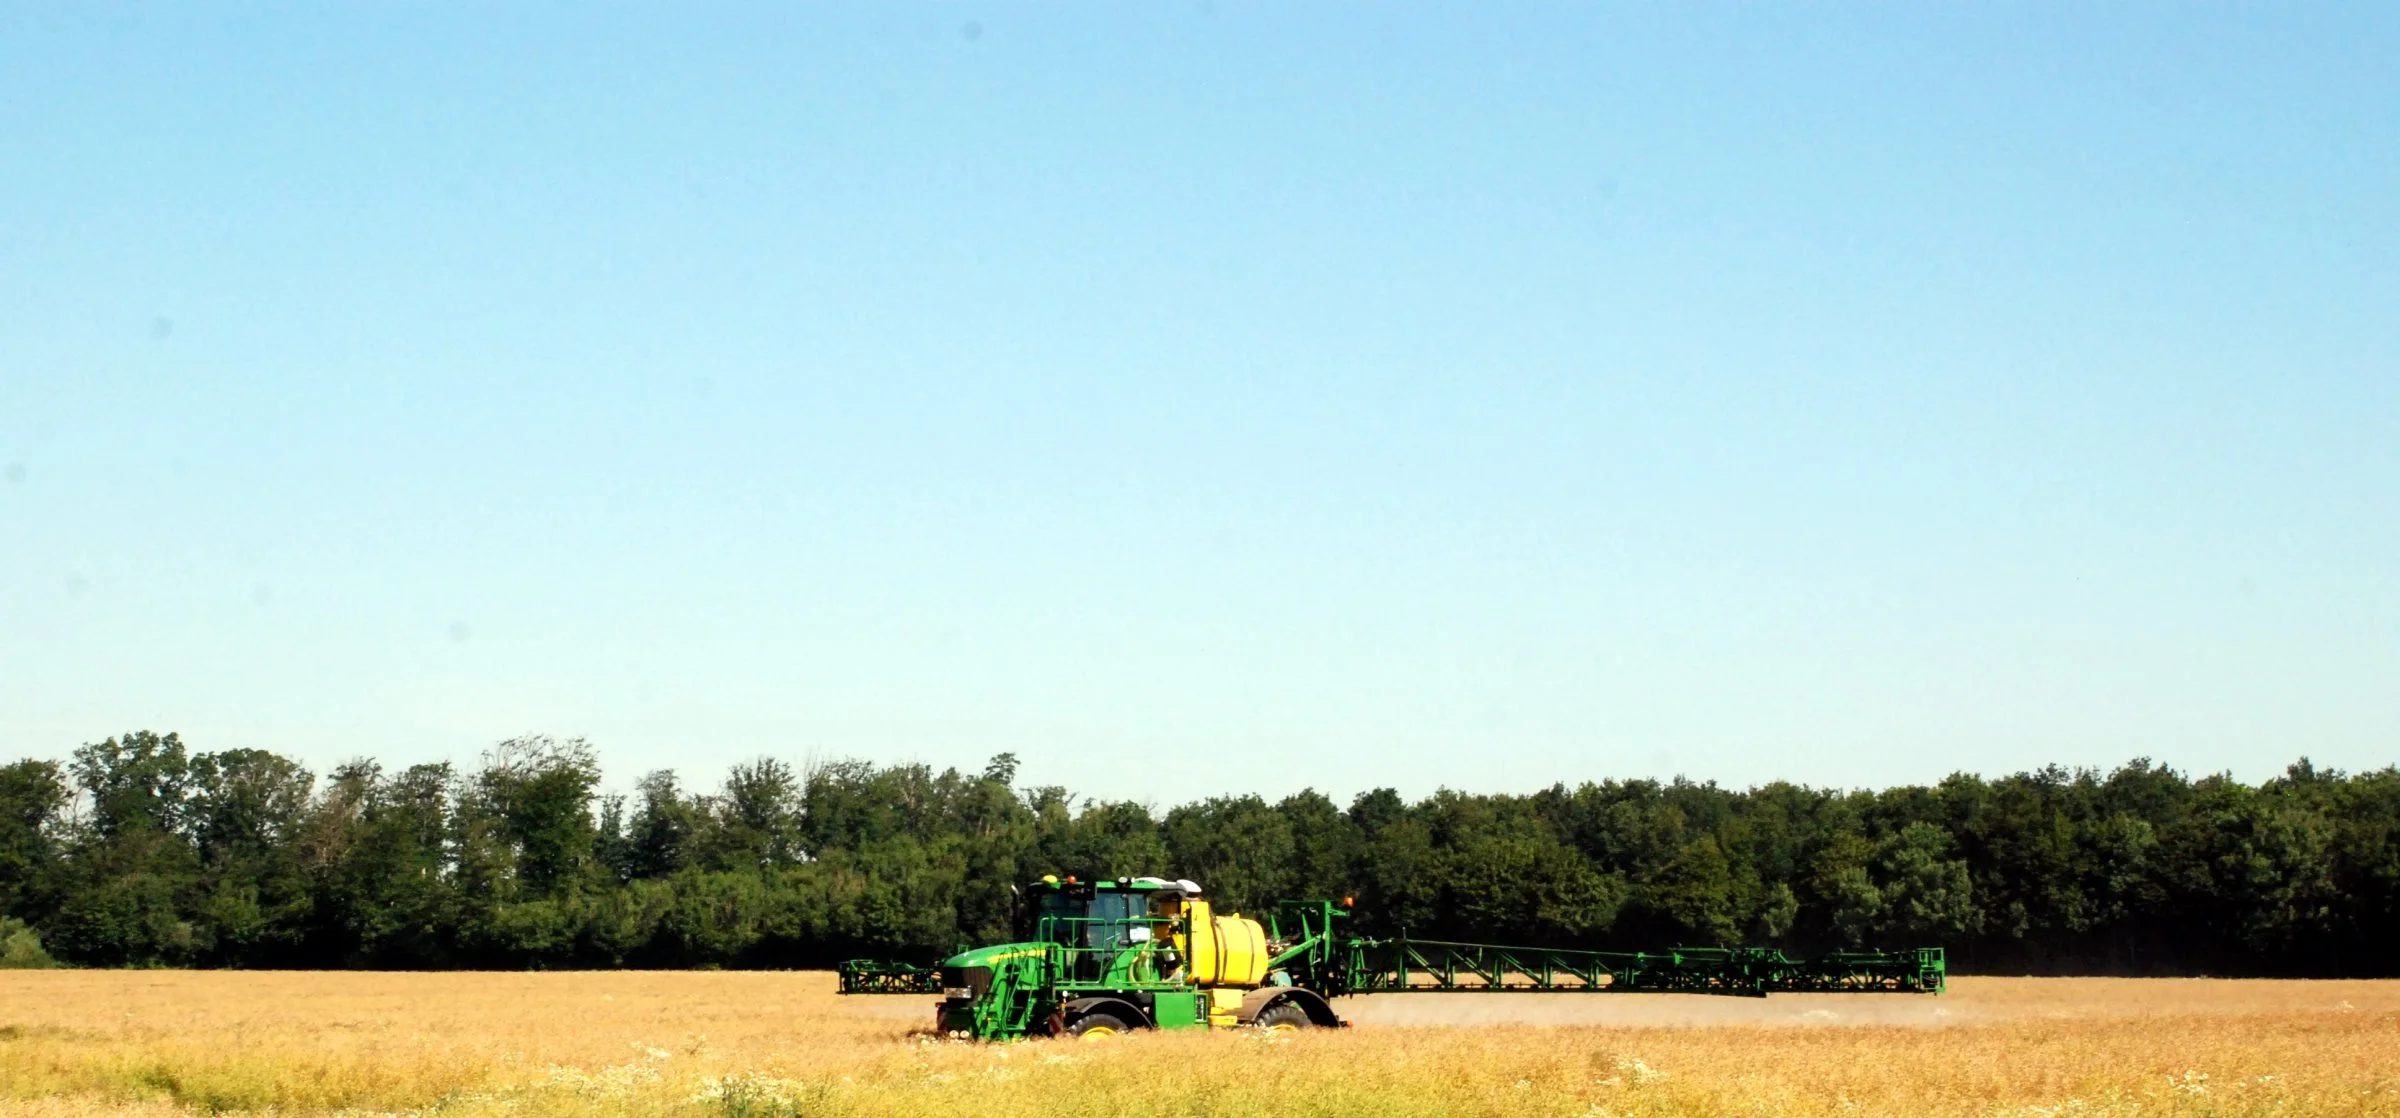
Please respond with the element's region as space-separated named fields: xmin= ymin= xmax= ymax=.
xmin=1031 ymin=911 xmax=1180 ymax=988
xmin=1258 ymin=900 xmax=1942 ymax=997
xmin=836 ymin=959 xmax=945 ymax=995
xmin=1333 ymin=939 xmax=1943 ymax=996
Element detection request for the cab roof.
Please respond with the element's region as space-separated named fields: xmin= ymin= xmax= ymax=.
xmin=1031 ymin=874 xmax=1203 ymax=895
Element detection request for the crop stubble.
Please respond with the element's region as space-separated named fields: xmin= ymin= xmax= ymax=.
xmin=1 ymin=973 xmax=2394 ymax=1116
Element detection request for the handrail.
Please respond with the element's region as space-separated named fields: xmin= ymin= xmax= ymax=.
xmin=1032 ymin=914 xmax=1181 ymax=987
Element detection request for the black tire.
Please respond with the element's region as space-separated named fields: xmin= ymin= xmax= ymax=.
xmin=1066 ymin=1011 xmax=1134 ymax=1039
xmin=1253 ymin=1002 xmax=1312 ymax=1032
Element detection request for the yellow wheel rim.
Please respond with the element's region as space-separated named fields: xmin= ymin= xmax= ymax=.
xmin=1078 ymin=1026 xmax=1117 ymax=1040
xmin=1267 ymin=1022 xmax=1299 ymax=1034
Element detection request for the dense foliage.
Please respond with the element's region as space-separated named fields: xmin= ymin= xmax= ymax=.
xmin=1 ymin=732 xmax=2393 ymax=975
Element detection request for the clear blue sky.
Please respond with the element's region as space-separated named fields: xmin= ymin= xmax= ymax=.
xmin=3 ymin=4 xmax=2393 ymax=805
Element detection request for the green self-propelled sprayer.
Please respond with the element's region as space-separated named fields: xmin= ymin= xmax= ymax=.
xmin=839 ymin=875 xmax=1945 ymax=1040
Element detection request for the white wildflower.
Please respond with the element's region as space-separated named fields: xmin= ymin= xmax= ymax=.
xmin=689 ymin=1071 xmax=811 ymax=1108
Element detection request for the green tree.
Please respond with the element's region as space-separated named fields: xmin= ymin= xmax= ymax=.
xmin=316 ymin=762 xmax=461 ymax=966
xmin=1163 ymin=796 xmax=1294 ymax=914
xmin=0 ymin=916 xmax=59 ymax=967
xmin=0 ymin=760 xmax=67 ymax=920
xmin=712 ymin=758 xmax=801 ymax=872
xmin=1641 ymin=837 xmax=1739 ymax=945
xmin=71 ymin=731 xmax=191 ymax=838
xmin=1050 ymin=801 xmax=1168 ymax=880
xmin=1422 ymin=794 xmax=1622 ymax=943
xmin=621 ymin=770 xmax=700 ymax=881
xmin=1876 ymin=823 xmax=1978 ymax=942
xmin=475 ymin=736 xmax=603 ymax=901
xmin=1277 ymin=790 xmax=1361 ymax=904
xmin=186 ymin=749 xmax=314 ymax=865
xmin=1809 ymin=832 xmax=1883 ymax=947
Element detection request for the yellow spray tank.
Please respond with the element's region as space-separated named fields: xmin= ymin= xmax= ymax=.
xmin=1176 ymin=897 xmax=1269 ymax=986
xmin=1168 ymin=896 xmax=1270 ymax=1025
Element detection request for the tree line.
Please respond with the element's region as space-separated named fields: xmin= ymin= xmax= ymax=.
xmin=0 ymin=731 xmax=2393 ymax=975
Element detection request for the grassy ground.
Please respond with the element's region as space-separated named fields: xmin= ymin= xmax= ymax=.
xmin=2 ymin=972 xmax=2396 ymax=1116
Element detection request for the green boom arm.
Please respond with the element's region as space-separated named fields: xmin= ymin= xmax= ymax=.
xmin=836 ymin=959 xmax=945 ymax=995
xmin=1264 ymin=900 xmax=1942 ymax=998
xmin=1332 ymin=938 xmax=1943 ymax=996
xmin=840 ymin=900 xmax=1944 ymax=1001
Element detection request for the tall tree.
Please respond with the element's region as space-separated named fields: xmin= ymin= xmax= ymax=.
xmin=0 ymin=760 xmax=67 ymax=920
xmin=475 ymin=736 xmax=602 ymax=899
xmin=714 ymin=758 xmax=801 ymax=871
xmin=71 ymin=731 xmax=191 ymax=838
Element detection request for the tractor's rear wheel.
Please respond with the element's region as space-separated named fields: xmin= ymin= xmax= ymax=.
xmin=1066 ymin=1011 xmax=1133 ymax=1040
xmin=1253 ymin=1003 xmax=1311 ymax=1033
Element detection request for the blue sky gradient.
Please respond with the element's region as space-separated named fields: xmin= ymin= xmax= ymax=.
xmin=3 ymin=4 xmax=2394 ymax=802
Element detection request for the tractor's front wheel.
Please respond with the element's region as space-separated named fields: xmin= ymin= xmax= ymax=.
xmin=1066 ymin=1011 xmax=1133 ymax=1040
xmin=1253 ymin=1003 xmax=1311 ymax=1033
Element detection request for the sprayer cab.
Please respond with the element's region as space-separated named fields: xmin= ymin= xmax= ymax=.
xmin=929 ymin=875 xmax=1327 ymax=1040
xmin=1020 ymin=875 xmax=1191 ymax=949
xmin=1015 ymin=875 xmax=1269 ymax=986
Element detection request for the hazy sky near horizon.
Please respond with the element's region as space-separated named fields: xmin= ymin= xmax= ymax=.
xmin=3 ymin=4 xmax=2394 ymax=806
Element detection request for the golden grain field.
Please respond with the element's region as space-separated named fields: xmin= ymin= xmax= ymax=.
xmin=2 ymin=972 xmax=2395 ymax=1117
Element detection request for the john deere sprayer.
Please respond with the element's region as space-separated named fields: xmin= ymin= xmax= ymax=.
xmin=840 ymin=874 xmax=1945 ymax=1040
